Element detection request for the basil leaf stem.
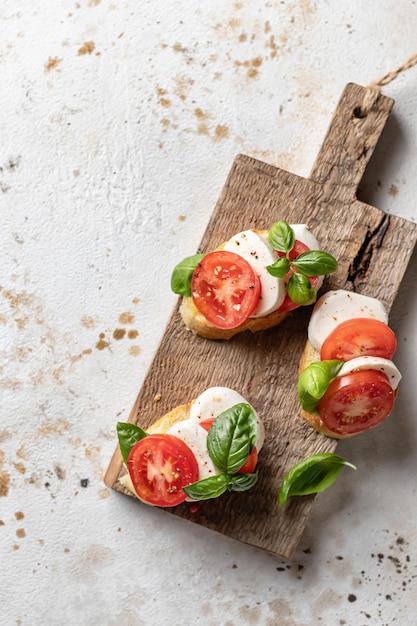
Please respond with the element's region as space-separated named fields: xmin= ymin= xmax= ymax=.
xmin=117 ymin=422 xmax=148 ymax=464
xmin=171 ymin=253 xmax=205 ymax=296
xmin=207 ymin=403 xmax=257 ymax=474
xmin=278 ymin=453 xmax=357 ymax=505
xmin=298 ymin=360 xmax=344 ymax=414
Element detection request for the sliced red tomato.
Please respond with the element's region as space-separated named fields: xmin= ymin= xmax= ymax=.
xmin=279 ymin=239 xmax=310 ymax=262
xmin=191 ymin=250 xmax=261 ymax=329
xmin=320 ymin=318 xmax=397 ymax=362
xmin=318 ymin=369 xmax=395 ymax=436
xmin=277 ymin=240 xmax=318 ymax=312
xmin=199 ymin=417 xmax=258 ymax=473
xmin=198 ymin=417 xmax=216 ymax=432
xmin=127 ymin=434 xmax=199 ymax=507
xmin=238 ymin=446 xmax=258 ymax=474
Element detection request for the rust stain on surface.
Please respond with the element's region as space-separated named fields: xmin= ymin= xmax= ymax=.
xmin=173 ymin=74 xmax=194 ymax=101
xmin=0 ymin=450 xmax=10 ymax=496
xmin=81 ymin=316 xmax=97 ymax=329
xmin=13 ymin=462 xmax=26 ymax=474
xmin=194 ymin=107 xmax=210 ymax=120
xmin=78 ymin=41 xmax=96 ymax=55
xmin=214 ymin=125 xmax=229 ymax=141
xmin=0 ymin=472 xmax=10 ymax=496
xmin=70 ymin=348 xmax=93 ymax=364
xmin=96 ymin=333 xmax=110 ymax=350
xmin=113 ymin=328 xmax=126 ymax=340
xmin=197 ymin=123 xmax=209 ymax=136
xmin=119 ymin=312 xmax=135 ymax=324
xmin=16 ymin=445 xmax=28 ymax=460
xmin=36 ymin=417 xmax=70 ymax=438
xmin=45 ymin=57 xmax=62 ymax=71
xmin=0 ymin=430 xmax=12 ymax=444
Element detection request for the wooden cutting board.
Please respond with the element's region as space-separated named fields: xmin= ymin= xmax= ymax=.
xmin=104 ymin=83 xmax=417 ymax=559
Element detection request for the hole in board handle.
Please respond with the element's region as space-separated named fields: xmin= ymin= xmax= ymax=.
xmin=353 ymin=106 xmax=366 ymax=119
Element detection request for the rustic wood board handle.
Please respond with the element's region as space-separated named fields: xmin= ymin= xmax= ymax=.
xmin=104 ymin=83 xmax=417 ymax=559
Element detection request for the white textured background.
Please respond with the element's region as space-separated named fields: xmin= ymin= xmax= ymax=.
xmin=2 ymin=1 xmax=417 ymax=625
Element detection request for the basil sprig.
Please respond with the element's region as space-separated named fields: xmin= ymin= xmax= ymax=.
xmin=171 ymin=253 xmax=205 ymax=296
xmin=278 ymin=453 xmax=357 ymax=505
xmin=266 ymin=220 xmax=338 ymax=306
xmin=298 ymin=359 xmax=344 ymax=414
xmin=183 ymin=403 xmax=259 ymax=501
xmin=117 ymin=422 xmax=148 ymax=464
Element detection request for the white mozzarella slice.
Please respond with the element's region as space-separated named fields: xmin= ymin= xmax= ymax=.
xmin=291 ymin=224 xmax=320 ymax=251
xmin=223 ymin=230 xmax=285 ymax=317
xmin=166 ymin=419 xmax=221 ymax=480
xmin=308 ymin=289 xmax=389 ymax=350
xmin=337 ymin=356 xmax=401 ymax=390
xmin=291 ymin=224 xmax=324 ymax=289
xmin=189 ymin=386 xmax=265 ymax=451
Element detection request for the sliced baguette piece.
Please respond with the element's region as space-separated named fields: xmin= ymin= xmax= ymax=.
xmin=179 ymin=229 xmax=289 ymax=339
xmin=298 ymin=339 xmax=353 ymax=439
xmin=298 ymin=339 xmax=399 ymax=439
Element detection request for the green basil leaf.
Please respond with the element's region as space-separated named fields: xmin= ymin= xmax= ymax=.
xmin=170 ymin=253 xmax=205 ymax=296
xmin=182 ymin=473 xmax=229 ymax=500
xmin=287 ymin=272 xmax=317 ymax=306
xmin=266 ymin=257 xmax=290 ymax=278
xmin=229 ymin=471 xmax=259 ymax=492
xmin=267 ymin=220 xmax=295 ymax=253
xmin=117 ymin=422 xmax=148 ymax=464
xmin=207 ymin=403 xmax=257 ymax=474
xmin=298 ymin=360 xmax=344 ymax=414
xmin=292 ymin=250 xmax=338 ymax=277
xmin=278 ymin=453 xmax=357 ymax=505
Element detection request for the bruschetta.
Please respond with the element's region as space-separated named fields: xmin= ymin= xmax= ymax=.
xmin=171 ymin=220 xmax=338 ymax=339
xmin=117 ymin=387 xmax=264 ymax=507
xmin=297 ymin=289 xmax=401 ymax=438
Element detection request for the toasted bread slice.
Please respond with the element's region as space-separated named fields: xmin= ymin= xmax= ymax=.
xmin=298 ymin=340 xmax=353 ymax=439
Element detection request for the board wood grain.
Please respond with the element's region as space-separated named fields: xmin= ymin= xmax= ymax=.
xmin=104 ymin=83 xmax=417 ymax=558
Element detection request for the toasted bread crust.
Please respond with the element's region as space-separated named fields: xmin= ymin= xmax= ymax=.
xmin=146 ymin=401 xmax=194 ymax=434
xmin=180 ymin=297 xmax=288 ymax=340
xmin=179 ymin=229 xmax=289 ymax=339
xmin=298 ymin=340 xmax=354 ymax=439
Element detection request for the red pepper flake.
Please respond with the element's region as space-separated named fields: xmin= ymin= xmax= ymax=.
xmin=189 ymin=504 xmax=199 ymax=514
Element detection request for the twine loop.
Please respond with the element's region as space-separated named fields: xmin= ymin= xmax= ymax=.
xmin=360 ymin=52 xmax=417 ymax=116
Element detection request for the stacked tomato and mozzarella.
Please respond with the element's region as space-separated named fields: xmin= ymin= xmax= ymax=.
xmin=307 ymin=289 xmax=401 ymax=436
xmin=191 ymin=225 xmax=322 ymax=329
xmin=121 ymin=387 xmax=264 ymax=507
